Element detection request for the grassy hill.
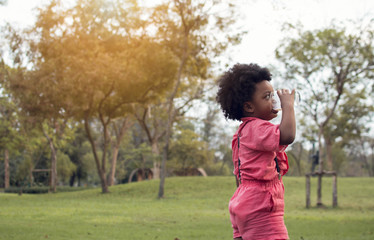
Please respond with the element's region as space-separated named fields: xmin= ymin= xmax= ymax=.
xmin=0 ymin=176 xmax=373 ymax=240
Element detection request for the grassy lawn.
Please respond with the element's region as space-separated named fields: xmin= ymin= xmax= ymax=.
xmin=0 ymin=176 xmax=373 ymax=240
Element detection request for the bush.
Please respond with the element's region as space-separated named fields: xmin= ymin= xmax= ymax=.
xmin=204 ymin=162 xmax=232 ymax=176
xmin=4 ymin=186 xmax=94 ymax=194
xmin=5 ymin=186 xmax=49 ymax=194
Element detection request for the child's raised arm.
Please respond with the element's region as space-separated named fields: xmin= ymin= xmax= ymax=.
xmin=278 ymin=89 xmax=296 ymax=145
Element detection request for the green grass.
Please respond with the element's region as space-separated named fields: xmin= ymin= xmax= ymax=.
xmin=0 ymin=177 xmax=373 ymax=240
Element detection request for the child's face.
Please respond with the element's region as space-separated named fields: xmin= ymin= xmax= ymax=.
xmin=244 ymin=80 xmax=278 ymax=120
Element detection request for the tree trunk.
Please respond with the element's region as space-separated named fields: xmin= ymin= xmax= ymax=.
xmin=101 ymin=123 xmax=109 ymax=188
xmin=69 ymin=173 xmax=75 ymax=187
xmin=370 ymin=142 xmax=374 ymax=177
xmin=371 ymin=151 xmax=374 ymax=177
xmin=29 ymin=168 xmax=33 ymax=185
xmin=159 ymin=126 xmax=170 ymax=198
xmin=158 ymin=38 xmax=188 ymax=198
xmin=50 ymin=142 xmax=57 ymax=193
xmin=325 ymin=136 xmax=333 ymax=171
xmin=297 ymin=144 xmax=303 ymax=176
xmin=152 ymin=162 xmax=161 ymax=179
xmin=317 ymin=127 xmax=323 ymax=206
xmin=108 ymin=118 xmax=131 ymax=186
xmin=306 ymin=174 xmax=311 ymax=208
xmin=332 ymin=174 xmax=338 ymax=207
xmin=151 ymin=142 xmax=161 ymax=179
xmin=135 ymin=107 xmax=163 ymax=180
xmin=84 ymin=117 xmax=109 ymax=193
xmin=42 ymin=128 xmax=57 ymax=193
xmin=108 ymin=146 xmax=119 ymax=186
xmin=4 ymin=149 xmax=9 ymax=189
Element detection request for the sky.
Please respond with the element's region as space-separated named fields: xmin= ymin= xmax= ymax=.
xmin=1 ymin=0 xmax=374 ymax=135
xmin=231 ymin=0 xmax=374 ymax=66
xmin=1 ymin=0 xmax=374 ymax=67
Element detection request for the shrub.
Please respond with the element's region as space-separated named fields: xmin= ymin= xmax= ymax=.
xmin=4 ymin=186 xmax=94 ymax=194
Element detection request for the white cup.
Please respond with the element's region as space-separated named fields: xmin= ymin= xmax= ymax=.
xmin=272 ymin=90 xmax=300 ymax=111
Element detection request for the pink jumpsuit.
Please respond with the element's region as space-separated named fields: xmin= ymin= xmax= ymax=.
xmin=229 ymin=117 xmax=289 ymax=240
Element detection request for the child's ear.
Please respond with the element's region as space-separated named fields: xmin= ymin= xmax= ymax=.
xmin=243 ymin=102 xmax=254 ymax=113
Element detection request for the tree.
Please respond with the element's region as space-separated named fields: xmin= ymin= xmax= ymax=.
xmin=199 ymin=100 xmax=234 ymax=176
xmin=348 ymin=136 xmax=374 ymax=177
xmin=169 ymin=120 xmax=210 ymax=174
xmin=3 ymin=0 xmax=178 ymax=193
xmin=64 ymin=124 xmax=91 ymax=186
xmin=2 ymin=19 xmax=76 ymax=192
xmin=134 ymin=103 xmax=167 ymax=180
xmin=275 ymin=19 xmax=374 ymax=206
xmin=107 ymin=117 xmax=133 ymax=186
xmin=150 ymin=0 xmax=244 ymax=198
xmin=324 ymin=90 xmax=373 ymax=173
xmin=286 ymin=141 xmax=308 ymax=176
xmin=0 ymin=60 xmax=32 ymax=189
xmin=0 ymin=96 xmax=21 ymax=188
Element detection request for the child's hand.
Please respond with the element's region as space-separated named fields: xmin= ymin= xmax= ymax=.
xmin=277 ymin=89 xmax=295 ymax=110
xmin=278 ymin=89 xmax=296 ymax=145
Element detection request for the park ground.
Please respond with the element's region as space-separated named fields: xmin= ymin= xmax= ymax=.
xmin=0 ymin=176 xmax=373 ymax=240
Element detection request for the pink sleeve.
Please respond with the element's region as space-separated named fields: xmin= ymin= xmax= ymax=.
xmin=241 ymin=120 xmax=287 ymax=152
xmin=276 ymin=151 xmax=289 ymax=176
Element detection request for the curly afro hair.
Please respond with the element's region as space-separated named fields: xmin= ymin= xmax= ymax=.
xmin=216 ymin=63 xmax=272 ymax=121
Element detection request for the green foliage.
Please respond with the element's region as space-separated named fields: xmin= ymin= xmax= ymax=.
xmin=81 ymin=149 xmax=101 ymax=184
xmin=24 ymin=0 xmax=178 ymax=121
xmin=62 ymin=124 xmax=92 ymax=186
xmin=125 ymin=142 xmax=154 ymax=164
xmin=0 ymin=97 xmax=21 ymax=151
xmin=276 ymin=20 xmax=374 ymax=121
xmin=0 ymin=78 xmax=25 ymax=166
xmin=14 ymin=158 xmax=32 ymax=183
xmin=4 ymin=186 xmax=94 ymax=194
xmin=276 ymin=19 xmax=374 ymax=173
xmin=327 ymin=89 xmax=373 ymax=145
xmin=1 ymin=0 xmax=181 ymax=193
xmin=286 ymin=141 xmax=310 ymax=176
xmin=203 ymin=161 xmax=232 ymax=176
xmin=4 ymin=186 xmax=50 ymax=194
xmin=199 ymin=107 xmax=235 ymax=176
xmin=56 ymin=150 xmax=76 ymax=184
xmin=169 ymin=121 xmax=212 ymax=172
xmin=1 ymin=0 xmax=246 ymax=193
xmin=331 ymin=143 xmax=348 ymax=173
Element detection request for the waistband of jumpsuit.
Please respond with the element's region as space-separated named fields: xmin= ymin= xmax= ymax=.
xmin=240 ymin=177 xmax=281 ymax=188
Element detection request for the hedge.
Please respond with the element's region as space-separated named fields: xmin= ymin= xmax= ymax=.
xmin=4 ymin=186 xmax=94 ymax=194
